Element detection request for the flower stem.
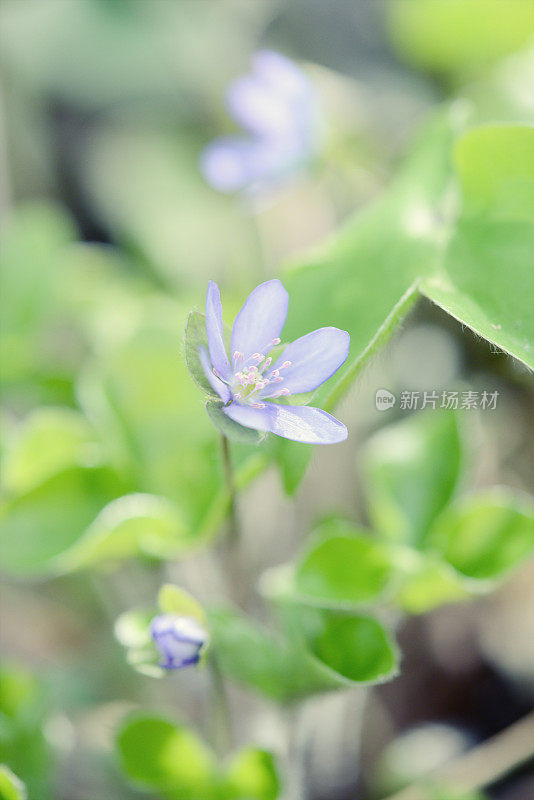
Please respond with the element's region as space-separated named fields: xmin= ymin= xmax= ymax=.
xmin=323 ymin=281 xmax=420 ymax=413
xmin=209 ymin=653 xmax=233 ymax=757
xmin=220 ymin=434 xmax=239 ymax=546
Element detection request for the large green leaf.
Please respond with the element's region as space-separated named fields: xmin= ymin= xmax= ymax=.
xmin=208 ymin=608 xmax=339 ymax=701
xmin=210 ymin=600 xmax=398 ymax=700
xmin=273 ymin=107 xmax=464 ymax=492
xmin=0 ymin=665 xmax=50 ymax=799
xmin=293 ymin=519 xmax=392 ymax=608
xmin=1 ymin=407 xmax=98 ymax=496
xmin=426 ymin=489 xmax=534 ymax=580
xmin=282 ymin=109 xmax=460 ymax=388
xmin=422 ymin=124 xmax=534 ymax=369
xmin=0 ymin=202 xmax=77 ymax=388
xmin=55 ymin=493 xmax=192 ymax=571
xmin=276 ymin=122 xmax=533 ymax=492
xmin=0 ymin=766 xmax=27 ymax=800
xmin=393 ymin=551 xmax=470 ymax=615
xmin=387 ymin=0 xmax=534 ymax=77
xmin=363 ymin=410 xmax=463 ymax=547
xmin=116 ymin=713 xmax=279 ymax=800
xmin=223 ymin=748 xmax=279 ymax=800
xmin=297 ymin=607 xmax=399 ymax=685
xmin=116 ymin=714 xmax=219 ymax=800
xmin=454 ymin=125 xmax=534 ymax=220
xmin=0 ymin=466 xmax=121 ymax=574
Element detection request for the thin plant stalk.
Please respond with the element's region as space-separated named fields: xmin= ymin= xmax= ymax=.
xmin=209 ymin=653 xmax=233 ymax=757
xmin=220 ymin=434 xmax=239 ymax=547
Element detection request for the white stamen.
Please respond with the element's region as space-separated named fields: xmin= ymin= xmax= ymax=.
xmin=280 ymin=361 xmax=291 ymax=370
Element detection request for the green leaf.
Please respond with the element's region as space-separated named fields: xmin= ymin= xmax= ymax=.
xmin=158 ymin=584 xmax=207 ymax=627
xmin=276 ymin=121 xmax=533 ymax=493
xmin=184 ymin=310 xmax=218 ymax=397
xmin=0 ymin=665 xmax=50 ymax=799
xmin=454 ymin=125 xmax=534 ymax=221
xmin=116 ymin=714 xmax=219 ymax=799
xmin=426 ymin=489 xmax=534 ymax=580
xmin=0 ymin=202 xmax=76 ymax=337
xmin=1 ymin=407 xmax=98 ymax=496
xmin=55 ymin=493 xmax=191 ymax=571
xmin=387 ymin=0 xmax=534 ymax=76
xmin=422 ymin=124 xmax=534 ymax=369
xmin=223 ymin=748 xmax=279 ymax=800
xmin=0 ymin=766 xmax=27 ymax=800
xmin=206 ymin=400 xmax=264 ymax=445
xmin=363 ymin=410 xmax=463 ymax=547
xmin=294 ymin=520 xmax=392 ymax=607
xmin=208 ymin=607 xmax=340 ymax=701
xmin=0 ymin=466 xmax=121 ymax=575
xmin=301 ymin=609 xmax=399 ymax=685
xmin=274 ymin=106 xmax=466 ymax=492
xmin=210 ymin=600 xmax=398 ymax=699
xmin=394 ymin=551 xmax=470 ymax=614
xmin=423 ymin=217 xmax=534 ymax=367
xmin=0 ymin=202 xmax=82 ymax=406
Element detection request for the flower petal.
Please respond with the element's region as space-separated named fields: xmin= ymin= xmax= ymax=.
xmin=227 ymin=75 xmax=290 ymax=140
xmin=205 ymin=281 xmax=231 ymax=380
xmin=231 ymin=279 xmax=289 ymax=361
xmin=253 ymin=51 xmax=313 ymax=100
xmin=201 ymin=137 xmax=254 ymax=192
xmin=223 ymin=401 xmax=347 ymax=444
xmin=199 ymin=346 xmax=231 ymax=403
xmin=263 ymin=327 xmax=350 ymax=396
xmin=226 ymin=52 xmax=312 ymax=141
xmin=200 ymin=137 xmax=285 ymax=193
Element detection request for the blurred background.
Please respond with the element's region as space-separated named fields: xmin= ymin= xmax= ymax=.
xmin=1 ymin=1 xmax=533 ymax=799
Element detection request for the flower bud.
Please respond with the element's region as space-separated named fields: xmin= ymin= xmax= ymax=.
xmin=150 ymin=614 xmax=208 ymax=670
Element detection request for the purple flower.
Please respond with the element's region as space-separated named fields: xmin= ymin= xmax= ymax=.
xmin=202 ymin=280 xmax=349 ymax=444
xmin=200 ymin=50 xmax=318 ymax=194
xmin=150 ymin=614 xmax=208 ymax=670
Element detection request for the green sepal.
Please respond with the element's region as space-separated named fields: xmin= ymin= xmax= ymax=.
xmin=206 ymin=400 xmax=265 ymax=445
xmin=184 ymin=310 xmax=219 ymax=397
xmin=158 ymin=583 xmax=207 ymax=625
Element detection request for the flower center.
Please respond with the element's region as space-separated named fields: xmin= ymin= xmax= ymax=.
xmin=229 ymin=347 xmax=291 ymax=408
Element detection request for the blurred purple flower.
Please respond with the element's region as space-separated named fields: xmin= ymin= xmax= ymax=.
xmin=151 ymin=614 xmax=208 ymax=670
xmin=200 ymin=50 xmax=319 ymax=194
xmin=202 ymin=279 xmax=349 ymax=444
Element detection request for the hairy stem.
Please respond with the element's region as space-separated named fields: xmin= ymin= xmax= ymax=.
xmin=209 ymin=654 xmax=233 ymax=756
xmin=324 ymin=282 xmax=421 ymax=413
xmin=220 ymin=434 xmax=239 ymax=546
